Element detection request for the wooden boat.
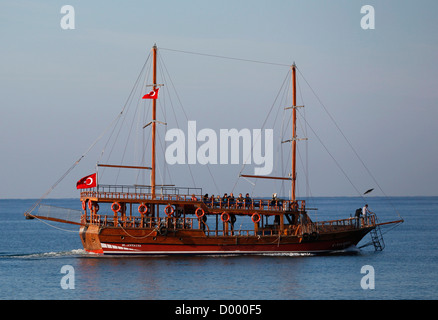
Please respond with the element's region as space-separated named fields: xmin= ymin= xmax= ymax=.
xmin=27 ymin=45 xmax=403 ymax=255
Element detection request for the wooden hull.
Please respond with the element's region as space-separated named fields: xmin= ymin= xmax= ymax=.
xmin=79 ymin=225 xmax=372 ymax=256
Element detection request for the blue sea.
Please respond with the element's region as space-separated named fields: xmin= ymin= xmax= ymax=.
xmin=0 ymin=197 xmax=437 ymax=301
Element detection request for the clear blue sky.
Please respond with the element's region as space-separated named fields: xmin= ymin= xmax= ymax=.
xmin=1 ymin=0 xmax=437 ymax=198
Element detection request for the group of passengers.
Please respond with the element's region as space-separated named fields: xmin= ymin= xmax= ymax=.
xmin=201 ymin=192 xmax=284 ymax=209
xmin=203 ymin=192 xmax=252 ymax=208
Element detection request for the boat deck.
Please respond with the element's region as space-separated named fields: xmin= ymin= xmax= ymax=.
xmin=79 ymin=185 xmax=378 ymax=238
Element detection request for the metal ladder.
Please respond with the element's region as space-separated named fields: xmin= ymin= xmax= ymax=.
xmin=369 ymin=224 xmax=385 ymax=251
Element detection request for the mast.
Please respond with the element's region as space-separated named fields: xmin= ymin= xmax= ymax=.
xmin=151 ymin=44 xmax=157 ymax=199
xmin=291 ymin=63 xmax=297 ymax=201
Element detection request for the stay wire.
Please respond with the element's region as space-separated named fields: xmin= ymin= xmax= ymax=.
xmin=30 ymin=216 xmax=80 ymax=233
xmin=25 ymin=106 xmax=127 ymax=215
xmin=235 ymin=69 xmax=291 ymax=178
xmin=159 ymin=47 xmax=291 ymax=67
xmin=26 ymin=52 xmax=152 ymax=215
xmin=296 ymin=66 xmax=403 ymax=220
xmin=160 ymin=47 xmax=293 ymax=196
xmin=158 ymin=52 xmax=222 ymax=195
xmin=99 ymin=52 xmax=152 ymax=178
xmin=157 ymin=53 xmax=197 ymax=189
xmin=296 ymin=108 xmax=365 ymax=201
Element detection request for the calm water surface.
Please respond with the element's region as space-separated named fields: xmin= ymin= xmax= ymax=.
xmin=0 ymin=197 xmax=437 ymax=300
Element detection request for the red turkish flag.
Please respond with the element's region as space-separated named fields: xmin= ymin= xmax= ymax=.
xmin=142 ymin=88 xmax=159 ymax=99
xmin=76 ymin=173 xmax=97 ymax=189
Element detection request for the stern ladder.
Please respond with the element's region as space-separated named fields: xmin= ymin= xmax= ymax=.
xmin=369 ymin=223 xmax=385 ymax=251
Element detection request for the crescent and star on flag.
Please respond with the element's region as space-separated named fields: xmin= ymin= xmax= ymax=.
xmin=76 ymin=173 xmax=97 ymax=189
xmin=142 ymin=87 xmax=160 ymax=99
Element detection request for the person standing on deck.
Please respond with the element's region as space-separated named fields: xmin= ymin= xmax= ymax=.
xmin=237 ymin=193 xmax=244 ymax=208
xmin=245 ymin=193 xmax=252 ymax=208
xmin=362 ymin=204 xmax=371 ymax=225
xmin=222 ymin=193 xmax=228 ymax=208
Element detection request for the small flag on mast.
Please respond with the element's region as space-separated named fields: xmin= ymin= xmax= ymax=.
xmin=142 ymin=88 xmax=159 ymax=99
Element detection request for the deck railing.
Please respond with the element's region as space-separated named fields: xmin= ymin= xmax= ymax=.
xmin=82 ymin=212 xmax=378 ymax=239
xmin=81 ymin=186 xmax=306 ymax=213
xmin=311 ymin=213 xmax=377 ymax=233
xmin=85 ymin=214 xmax=196 ymax=230
xmin=81 ymin=185 xmax=203 ymax=202
xmin=202 ymin=199 xmax=306 ymax=213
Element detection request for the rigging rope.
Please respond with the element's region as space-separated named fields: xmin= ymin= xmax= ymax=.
xmin=296 ymin=66 xmax=403 ymax=220
xmin=157 ymin=54 xmax=198 ymax=189
xmin=158 ymin=52 xmax=222 ymax=194
xmin=297 ymin=108 xmax=365 ymax=199
xmin=358 ymin=221 xmax=403 ymax=249
xmin=25 ymin=116 xmax=121 ymax=215
xmin=154 ymin=48 xmax=403 ymax=223
xmin=26 ymin=53 xmax=152 ymax=215
xmin=159 ymin=47 xmax=292 ymax=67
xmin=99 ymin=52 xmax=152 ymax=181
xmin=160 ymin=46 xmax=297 ymax=197
xmin=119 ymin=224 xmax=159 ymax=240
xmin=30 ymin=215 xmax=80 ymax=233
xmin=231 ymin=69 xmax=291 ymax=194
